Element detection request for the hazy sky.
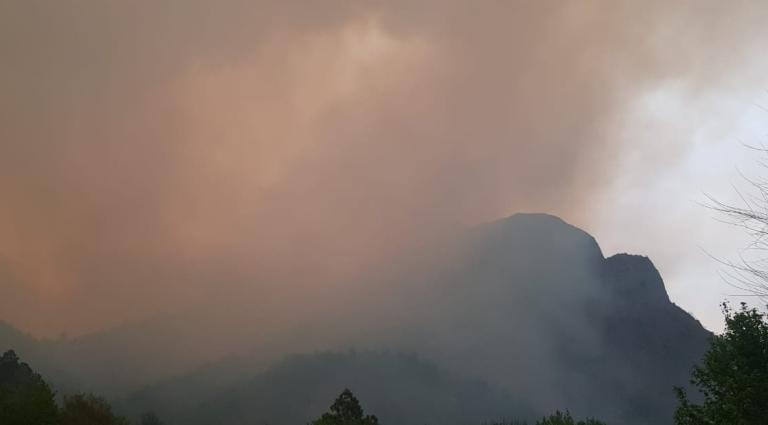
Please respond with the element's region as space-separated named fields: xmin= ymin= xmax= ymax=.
xmin=2 ymin=1 xmax=768 ymax=336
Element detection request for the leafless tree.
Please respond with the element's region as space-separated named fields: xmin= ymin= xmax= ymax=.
xmin=707 ymin=146 xmax=768 ymax=300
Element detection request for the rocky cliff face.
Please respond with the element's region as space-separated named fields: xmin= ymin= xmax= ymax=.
xmin=603 ymin=253 xmax=670 ymax=305
xmin=594 ymin=253 xmax=711 ymax=424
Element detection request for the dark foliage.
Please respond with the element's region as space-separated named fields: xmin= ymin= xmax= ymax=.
xmin=674 ymin=302 xmax=768 ymax=425
xmin=535 ymin=410 xmax=606 ymax=425
xmin=484 ymin=411 xmax=606 ymax=425
xmin=0 ymin=349 xmax=59 ymax=425
xmin=310 ymin=388 xmax=379 ymax=425
xmin=60 ymin=393 xmax=129 ymax=425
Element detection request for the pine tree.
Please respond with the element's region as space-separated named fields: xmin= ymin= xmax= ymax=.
xmin=311 ymin=388 xmax=380 ymax=425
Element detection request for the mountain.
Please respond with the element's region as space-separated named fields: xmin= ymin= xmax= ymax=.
xmin=0 ymin=316 xmax=239 ymax=398
xmin=380 ymin=213 xmax=711 ymax=424
xmin=0 ymin=213 xmax=712 ymax=425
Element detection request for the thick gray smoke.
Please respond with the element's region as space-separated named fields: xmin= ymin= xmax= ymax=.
xmin=0 ymin=1 xmax=766 ymax=336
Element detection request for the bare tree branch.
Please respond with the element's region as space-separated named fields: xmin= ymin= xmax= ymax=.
xmin=706 ymin=146 xmax=768 ymax=301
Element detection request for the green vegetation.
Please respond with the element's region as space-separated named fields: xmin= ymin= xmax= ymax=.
xmin=0 ymin=349 xmax=136 ymax=425
xmin=311 ymin=388 xmax=380 ymax=425
xmin=0 ymin=350 xmax=58 ymax=425
xmin=674 ymin=302 xmax=768 ymax=425
xmin=60 ymin=393 xmax=129 ymax=425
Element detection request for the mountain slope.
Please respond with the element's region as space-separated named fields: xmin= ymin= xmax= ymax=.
xmin=0 ymin=316 xmax=239 ymax=397
xmin=387 ymin=213 xmax=711 ymax=424
xmin=119 ymin=351 xmax=531 ymax=425
xmin=0 ymin=213 xmax=712 ymax=425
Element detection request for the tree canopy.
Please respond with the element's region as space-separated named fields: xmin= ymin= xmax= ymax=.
xmin=311 ymin=389 xmax=380 ymax=425
xmin=59 ymin=393 xmax=129 ymax=425
xmin=0 ymin=349 xmax=59 ymax=425
xmin=674 ymin=302 xmax=768 ymax=425
xmin=1 ymin=349 xmax=132 ymax=425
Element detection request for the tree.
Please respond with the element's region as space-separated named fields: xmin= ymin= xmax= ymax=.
xmin=536 ymin=410 xmax=606 ymax=425
xmin=0 ymin=349 xmax=59 ymax=425
xmin=674 ymin=302 xmax=768 ymax=425
xmin=311 ymin=388 xmax=380 ymax=425
xmin=60 ymin=393 xmax=130 ymax=425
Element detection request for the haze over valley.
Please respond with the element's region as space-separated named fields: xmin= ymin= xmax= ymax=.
xmin=2 ymin=2 xmax=768 ymax=425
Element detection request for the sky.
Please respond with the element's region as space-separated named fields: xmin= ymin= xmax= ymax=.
xmin=591 ymin=86 xmax=768 ymax=332
xmin=2 ymin=1 xmax=768 ymax=336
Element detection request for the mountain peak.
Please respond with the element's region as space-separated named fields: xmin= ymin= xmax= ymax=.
xmin=487 ymin=213 xmax=595 ymax=239
xmin=473 ymin=212 xmax=604 ymax=263
xmin=603 ymin=253 xmax=670 ymax=304
xmin=493 ymin=212 xmax=573 ymax=228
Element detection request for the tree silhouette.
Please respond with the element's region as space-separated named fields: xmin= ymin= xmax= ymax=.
xmin=60 ymin=393 xmax=129 ymax=425
xmin=707 ymin=149 xmax=768 ymax=300
xmin=311 ymin=388 xmax=380 ymax=425
xmin=0 ymin=349 xmax=58 ymax=425
xmin=674 ymin=302 xmax=768 ymax=424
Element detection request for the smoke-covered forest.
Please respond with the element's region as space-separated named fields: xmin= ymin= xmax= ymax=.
xmin=3 ymin=1 xmax=768 ymax=424
xmin=2 ymin=299 xmax=767 ymax=424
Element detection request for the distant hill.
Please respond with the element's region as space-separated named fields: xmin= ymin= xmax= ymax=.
xmin=0 ymin=213 xmax=712 ymax=425
xmin=0 ymin=316 xmax=239 ymax=398
xmin=119 ymin=351 xmax=531 ymax=425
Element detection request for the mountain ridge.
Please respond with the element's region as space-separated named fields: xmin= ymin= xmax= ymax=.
xmin=0 ymin=212 xmax=711 ymax=425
